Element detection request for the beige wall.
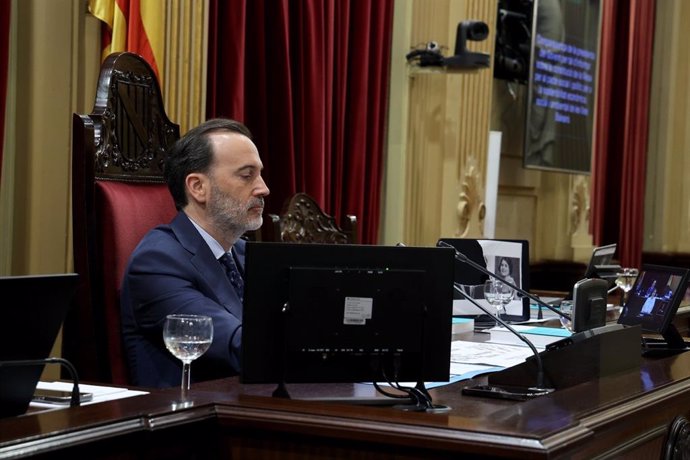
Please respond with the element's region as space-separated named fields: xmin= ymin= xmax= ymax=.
xmin=0 ymin=0 xmax=100 ymax=379
xmin=1 ymin=0 xmax=100 ymax=277
xmin=645 ymin=0 xmax=690 ymax=254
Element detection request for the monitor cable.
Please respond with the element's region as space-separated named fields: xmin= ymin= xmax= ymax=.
xmin=0 ymin=357 xmax=83 ymax=407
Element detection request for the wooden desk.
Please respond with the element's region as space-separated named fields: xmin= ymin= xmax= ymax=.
xmin=3 ymin=351 xmax=690 ymax=459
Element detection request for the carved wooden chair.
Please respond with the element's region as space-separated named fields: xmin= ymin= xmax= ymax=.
xmin=65 ymin=52 xmax=180 ymax=385
xmin=279 ymin=192 xmax=358 ymax=244
xmin=65 ymin=52 xmax=282 ymax=384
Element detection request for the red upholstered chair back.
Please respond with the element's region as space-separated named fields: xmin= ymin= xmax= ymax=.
xmin=65 ymin=52 xmax=179 ymax=385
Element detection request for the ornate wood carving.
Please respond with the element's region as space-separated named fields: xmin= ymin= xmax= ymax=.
xmin=570 ymin=176 xmax=590 ymax=235
xmin=280 ymin=193 xmax=350 ymax=244
xmin=88 ymin=53 xmax=179 ymax=183
xmin=456 ymin=157 xmax=486 ymax=238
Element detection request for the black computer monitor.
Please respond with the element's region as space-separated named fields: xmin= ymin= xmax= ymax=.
xmin=584 ymin=243 xmax=620 ymax=282
xmin=617 ymin=264 xmax=690 ymax=355
xmin=241 ymin=242 xmax=455 ymax=392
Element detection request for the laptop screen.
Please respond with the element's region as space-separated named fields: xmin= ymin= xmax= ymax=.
xmin=0 ymin=273 xmax=78 ymax=418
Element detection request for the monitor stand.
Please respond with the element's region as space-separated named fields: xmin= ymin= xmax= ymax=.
xmin=641 ymin=324 xmax=690 ymax=358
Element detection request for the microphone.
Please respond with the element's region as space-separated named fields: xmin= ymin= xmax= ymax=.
xmin=437 ymin=241 xmax=571 ymax=322
xmin=0 ymin=357 xmax=83 ymax=407
xmin=452 ymin=282 xmax=554 ymax=398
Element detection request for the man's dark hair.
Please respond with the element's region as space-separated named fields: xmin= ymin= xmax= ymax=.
xmin=164 ymin=118 xmax=252 ymax=210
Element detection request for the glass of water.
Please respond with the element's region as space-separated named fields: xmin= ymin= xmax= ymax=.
xmin=163 ymin=314 xmax=213 ymax=400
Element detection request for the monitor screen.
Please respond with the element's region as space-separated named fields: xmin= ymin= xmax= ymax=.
xmin=523 ymin=0 xmax=601 ymax=173
xmin=241 ymin=242 xmax=455 ymax=385
xmin=617 ymin=264 xmax=690 ymax=341
xmin=583 ymin=243 xmax=617 ymax=278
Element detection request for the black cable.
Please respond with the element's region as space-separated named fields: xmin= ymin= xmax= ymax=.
xmin=0 ymin=357 xmax=82 ymax=407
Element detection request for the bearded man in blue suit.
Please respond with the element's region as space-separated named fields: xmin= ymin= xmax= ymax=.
xmin=121 ymin=118 xmax=270 ymax=388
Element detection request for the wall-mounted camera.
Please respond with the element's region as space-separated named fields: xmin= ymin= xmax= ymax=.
xmin=443 ymin=20 xmax=491 ymax=70
xmin=405 ymin=20 xmax=491 ymax=71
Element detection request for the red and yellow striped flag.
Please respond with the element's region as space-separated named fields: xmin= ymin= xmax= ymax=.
xmin=88 ymin=0 xmax=166 ymax=87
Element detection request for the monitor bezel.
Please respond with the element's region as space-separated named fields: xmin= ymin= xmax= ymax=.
xmin=617 ymin=264 xmax=690 ymax=336
xmin=583 ymin=243 xmax=618 ymax=279
xmin=240 ymin=242 xmax=455 ymax=385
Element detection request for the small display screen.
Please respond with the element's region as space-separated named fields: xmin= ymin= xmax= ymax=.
xmin=618 ymin=265 xmax=689 ymax=333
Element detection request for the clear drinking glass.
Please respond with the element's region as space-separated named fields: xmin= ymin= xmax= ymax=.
xmin=163 ymin=314 xmax=213 ymax=400
xmin=483 ymin=280 xmax=504 ymax=318
xmin=615 ymin=267 xmax=639 ymax=308
xmin=497 ymin=283 xmax=515 ymax=317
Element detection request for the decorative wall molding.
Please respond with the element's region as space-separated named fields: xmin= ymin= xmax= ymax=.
xmin=456 ymin=155 xmax=485 ymax=237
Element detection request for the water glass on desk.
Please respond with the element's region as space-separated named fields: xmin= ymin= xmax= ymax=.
xmin=163 ymin=314 xmax=213 ymax=400
xmin=559 ymin=301 xmax=574 ymax=332
xmin=484 ymin=280 xmax=506 ymax=318
xmin=615 ymin=268 xmax=639 ymax=309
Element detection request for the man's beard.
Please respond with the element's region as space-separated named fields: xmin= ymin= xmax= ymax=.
xmin=208 ymin=183 xmax=264 ymax=235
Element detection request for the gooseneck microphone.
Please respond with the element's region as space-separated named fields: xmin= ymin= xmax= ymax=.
xmin=437 ymin=241 xmax=571 ymax=322
xmin=0 ymin=357 xmax=83 ymax=407
xmin=452 ymin=283 xmax=554 ymax=398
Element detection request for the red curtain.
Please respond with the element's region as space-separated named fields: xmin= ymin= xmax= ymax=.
xmin=0 ymin=0 xmax=11 ymax=182
xmin=207 ymin=0 xmax=394 ymax=244
xmin=591 ymin=0 xmax=655 ymax=267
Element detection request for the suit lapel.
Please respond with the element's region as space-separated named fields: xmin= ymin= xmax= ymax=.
xmin=169 ymin=212 xmax=243 ymax=319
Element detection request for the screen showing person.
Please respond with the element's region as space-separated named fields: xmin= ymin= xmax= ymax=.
xmin=617 ymin=264 xmax=690 ymax=336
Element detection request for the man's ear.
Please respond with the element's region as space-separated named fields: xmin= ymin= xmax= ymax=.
xmin=186 ymin=173 xmax=208 ymax=204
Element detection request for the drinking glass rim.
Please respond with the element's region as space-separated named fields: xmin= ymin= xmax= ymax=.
xmin=166 ymin=314 xmax=213 ymax=321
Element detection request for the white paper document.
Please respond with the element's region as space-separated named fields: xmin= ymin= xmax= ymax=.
xmin=31 ymin=381 xmax=148 ymax=410
xmin=451 ymin=340 xmax=533 ymax=368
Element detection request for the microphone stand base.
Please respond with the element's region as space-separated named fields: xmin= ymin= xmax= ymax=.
xmin=462 ymin=384 xmax=554 ymax=401
xmin=392 ymin=403 xmax=452 ymax=413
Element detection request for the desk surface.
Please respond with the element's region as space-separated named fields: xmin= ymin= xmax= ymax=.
xmin=3 ymin=348 xmax=690 ymax=459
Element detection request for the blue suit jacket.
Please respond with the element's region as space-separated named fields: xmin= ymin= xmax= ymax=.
xmin=121 ymin=211 xmax=245 ymax=388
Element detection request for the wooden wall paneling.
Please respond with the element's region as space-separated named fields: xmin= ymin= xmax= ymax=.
xmin=645 ymin=0 xmax=690 ymax=254
xmin=404 ymin=0 xmax=496 ymax=246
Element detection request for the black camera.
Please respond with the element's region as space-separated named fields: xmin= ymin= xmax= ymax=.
xmin=444 ymin=20 xmax=491 ymax=69
xmin=461 ymin=21 xmax=490 ymax=43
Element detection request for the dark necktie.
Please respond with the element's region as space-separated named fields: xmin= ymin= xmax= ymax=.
xmin=219 ymin=252 xmax=244 ymax=301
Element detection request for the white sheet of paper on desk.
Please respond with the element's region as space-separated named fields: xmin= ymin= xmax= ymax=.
xmin=486 ymin=326 xmax=569 ymax=349
xmin=30 ymin=381 xmax=149 ymax=409
xmin=451 ymin=340 xmax=533 ymax=368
